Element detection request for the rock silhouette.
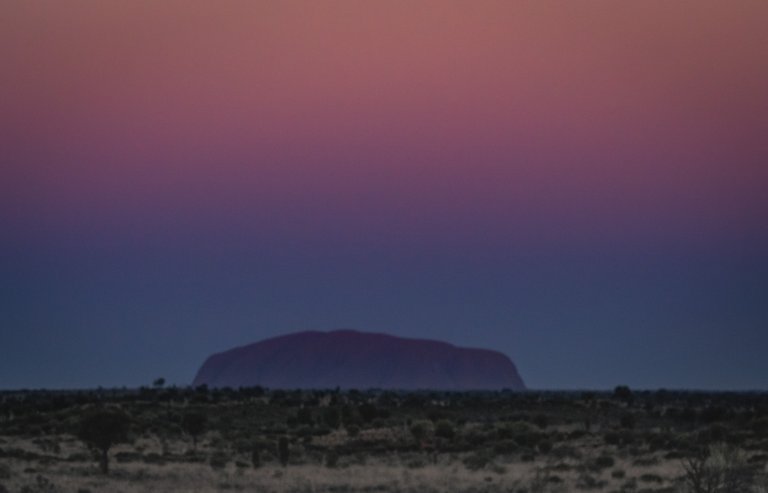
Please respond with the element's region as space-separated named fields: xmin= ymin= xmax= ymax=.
xmin=193 ymin=329 xmax=525 ymax=390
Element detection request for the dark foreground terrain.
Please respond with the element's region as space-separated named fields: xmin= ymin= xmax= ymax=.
xmin=1 ymin=386 xmax=767 ymax=492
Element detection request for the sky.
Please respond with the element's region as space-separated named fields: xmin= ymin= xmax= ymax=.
xmin=2 ymin=1 xmax=767 ymax=390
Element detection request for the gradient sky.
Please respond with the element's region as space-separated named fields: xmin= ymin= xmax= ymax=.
xmin=2 ymin=1 xmax=767 ymax=390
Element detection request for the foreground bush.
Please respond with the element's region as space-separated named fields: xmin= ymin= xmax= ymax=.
xmin=682 ymin=444 xmax=756 ymax=493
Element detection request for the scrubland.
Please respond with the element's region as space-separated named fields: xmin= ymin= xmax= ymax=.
xmin=1 ymin=387 xmax=767 ymax=492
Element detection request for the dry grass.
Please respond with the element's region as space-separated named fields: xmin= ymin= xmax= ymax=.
xmin=3 ymin=389 xmax=767 ymax=492
xmin=0 ymin=433 xmax=723 ymax=492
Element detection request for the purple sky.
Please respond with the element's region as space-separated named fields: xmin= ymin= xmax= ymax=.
xmin=2 ymin=1 xmax=767 ymax=389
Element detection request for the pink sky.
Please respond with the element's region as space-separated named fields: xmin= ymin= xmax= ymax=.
xmin=3 ymin=1 xmax=768 ymax=250
xmin=2 ymin=2 xmax=768 ymax=390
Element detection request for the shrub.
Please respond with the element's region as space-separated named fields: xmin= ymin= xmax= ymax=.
xmin=358 ymin=403 xmax=377 ymax=423
xmin=322 ymin=408 xmax=341 ymax=429
xmin=435 ymin=420 xmax=455 ymax=440
xmin=406 ymin=457 xmax=428 ymax=468
xmin=295 ymin=407 xmax=313 ymax=426
xmin=682 ymin=444 xmax=756 ymax=493
xmin=277 ymin=437 xmax=289 ymax=467
xmin=325 ymin=450 xmax=339 ymax=468
xmin=604 ymin=430 xmax=635 ymax=447
xmin=613 ymin=385 xmax=633 ymax=403
xmin=589 ymin=454 xmax=615 ymax=471
xmin=569 ymin=429 xmax=588 ymax=440
xmin=296 ymin=426 xmax=314 ymax=439
xmin=209 ymin=451 xmax=228 ymax=470
xmin=463 ymin=450 xmax=494 ymax=471
xmin=528 ymin=467 xmax=553 ymax=493
xmin=346 ymin=425 xmax=360 ymax=438
xmin=620 ymin=413 xmax=636 ymax=429
xmin=537 ymin=440 xmax=553 ymax=454
xmin=633 ymin=456 xmax=659 ymax=466
xmin=551 ymin=445 xmax=580 ymax=460
xmin=699 ymin=424 xmax=728 ymax=443
xmin=143 ymin=452 xmax=165 ymax=465
xmin=576 ymin=473 xmax=606 ymax=490
xmin=181 ymin=411 xmax=207 ymax=450
xmin=515 ymin=431 xmax=544 ymax=448
xmin=640 ymin=473 xmax=663 ymax=483
xmin=492 ymin=439 xmax=519 ymax=454
xmin=751 ymin=417 xmax=768 ymax=436
xmin=251 ymin=446 xmax=261 ymax=468
xmin=410 ymin=421 xmax=432 ymax=444
xmin=497 ymin=421 xmax=532 ymax=440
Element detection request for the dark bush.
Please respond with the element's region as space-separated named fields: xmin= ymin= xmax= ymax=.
xmin=143 ymin=453 xmax=165 ymax=465
xmin=589 ymin=454 xmax=615 ymax=471
xmin=181 ymin=411 xmax=207 ymax=450
xmin=251 ymin=446 xmax=261 ymax=468
xmin=209 ymin=451 xmax=228 ymax=469
xmin=620 ymin=413 xmax=636 ymax=429
xmin=410 ymin=421 xmax=431 ymax=444
xmin=358 ymin=403 xmax=378 ymax=423
xmin=435 ymin=420 xmax=455 ymax=440
xmin=278 ymin=437 xmax=289 ymax=466
xmin=322 ymin=408 xmax=341 ymax=429
xmin=346 ymin=425 xmax=360 ymax=438
xmin=613 ymin=385 xmax=633 ymax=403
xmin=537 ymin=440 xmax=553 ymax=454
xmin=325 ymin=450 xmax=339 ymax=468
xmin=576 ymin=473 xmax=606 ymax=490
xmin=492 ymin=439 xmax=518 ymax=454
xmin=463 ymin=450 xmax=494 ymax=470
xmin=639 ymin=473 xmax=663 ymax=483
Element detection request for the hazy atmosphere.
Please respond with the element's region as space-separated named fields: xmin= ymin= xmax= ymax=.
xmin=2 ymin=1 xmax=768 ymax=390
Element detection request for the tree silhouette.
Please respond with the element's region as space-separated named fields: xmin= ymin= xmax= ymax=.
xmin=76 ymin=408 xmax=132 ymax=474
xmin=278 ymin=436 xmax=289 ymax=466
xmin=181 ymin=411 xmax=208 ymax=450
xmin=613 ymin=385 xmax=634 ymax=404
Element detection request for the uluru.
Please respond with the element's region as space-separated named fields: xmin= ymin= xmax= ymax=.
xmin=192 ymin=329 xmax=526 ymax=390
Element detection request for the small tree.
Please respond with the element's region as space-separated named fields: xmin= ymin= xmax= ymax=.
xmin=682 ymin=444 xmax=755 ymax=493
xmin=410 ymin=420 xmax=432 ymax=447
xmin=346 ymin=424 xmax=360 ymax=438
xmin=181 ymin=411 xmax=208 ymax=450
xmin=278 ymin=436 xmax=290 ymax=466
xmin=322 ymin=407 xmax=341 ymax=429
xmin=620 ymin=413 xmax=636 ymax=430
xmin=434 ymin=420 xmax=455 ymax=440
xmin=251 ymin=445 xmax=261 ymax=469
xmin=325 ymin=449 xmax=339 ymax=468
xmin=153 ymin=377 xmax=165 ymax=389
xmin=358 ymin=403 xmax=377 ymax=423
xmin=77 ymin=408 xmax=132 ymax=474
xmin=613 ymin=385 xmax=633 ymax=404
